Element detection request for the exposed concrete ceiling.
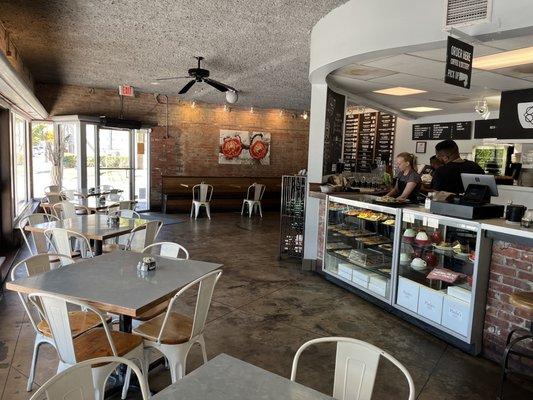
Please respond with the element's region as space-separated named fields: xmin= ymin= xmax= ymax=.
xmin=329 ymin=33 xmax=533 ymax=118
xmin=0 ymin=0 xmax=348 ymax=111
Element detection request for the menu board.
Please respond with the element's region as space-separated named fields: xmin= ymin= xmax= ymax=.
xmin=413 ymin=124 xmax=432 ymax=140
xmin=412 ymin=121 xmax=472 ymax=140
xmin=375 ymin=113 xmax=397 ymax=165
xmin=474 ymin=119 xmax=498 ymax=139
xmin=356 ymin=112 xmax=377 ymax=172
xmin=322 ymin=88 xmax=346 ymax=175
xmin=343 ymin=114 xmax=359 ymax=170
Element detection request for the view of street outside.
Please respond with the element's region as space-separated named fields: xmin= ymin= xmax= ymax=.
xmin=31 ymin=122 xmax=149 ymax=209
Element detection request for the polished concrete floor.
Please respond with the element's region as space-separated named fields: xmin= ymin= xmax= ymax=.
xmin=0 ymin=212 xmax=531 ymax=399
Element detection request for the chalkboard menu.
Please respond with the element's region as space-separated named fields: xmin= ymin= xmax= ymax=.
xmin=412 ymin=121 xmax=472 ymax=140
xmin=343 ymin=114 xmax=359 ymax=170
xmin=375 ymin=113 xmax=396 ymax=165
xmin=322 ymin=88 xmax=346 ymax=175
xmin=474 ymin=119 xmax=498 ymax=139
xmin=356 ymin=112 xmax=377 ymax=172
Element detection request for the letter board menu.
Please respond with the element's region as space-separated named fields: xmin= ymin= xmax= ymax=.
xmin=343 ymin=114 xmax=359 ymax=170
xmin=412 ymin=121 xmax=472 ymax=140
xmin=356 ymin=112 xmax=377 ymax=172
xmin=322 ymin=88 xmax=346 ymax=175
xmin=375 ymin=113 xmax=396 ymax=165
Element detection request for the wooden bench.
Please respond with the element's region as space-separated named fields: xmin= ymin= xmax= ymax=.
xmin=160 ymin=176 xmax=282 ymax=213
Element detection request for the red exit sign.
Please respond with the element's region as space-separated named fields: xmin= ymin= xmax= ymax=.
xmin=119 ymin=85 xmax=135 ymax=97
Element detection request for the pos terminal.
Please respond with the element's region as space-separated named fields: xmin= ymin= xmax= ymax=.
xmin=430 ymin=174 xmax=505 ymax=219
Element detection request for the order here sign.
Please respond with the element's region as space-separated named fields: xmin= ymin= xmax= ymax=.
xmin=444 ymin=36 xmax=473 ymax=89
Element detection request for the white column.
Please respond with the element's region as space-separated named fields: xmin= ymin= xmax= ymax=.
xmin=303 ymin=83 xmax=328 ymax=261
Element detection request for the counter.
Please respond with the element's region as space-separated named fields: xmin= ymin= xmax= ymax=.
xmin=314 ymin=193 xmax=532 ymax=370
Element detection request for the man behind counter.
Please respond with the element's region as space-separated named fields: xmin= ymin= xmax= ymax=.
xmin=432 ymin=139 xmax=485 ymax=194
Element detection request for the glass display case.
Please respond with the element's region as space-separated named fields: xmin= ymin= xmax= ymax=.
xmin=393 ymin=209 xmax=491 ymax=351
xmin=324 ymin=196 xmax=401 ymax=302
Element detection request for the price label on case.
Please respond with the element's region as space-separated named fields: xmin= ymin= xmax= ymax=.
xmin=427 ymin=217 xmax=439 ymax=229
xmin=404 ymin=213 xmax=415 ymax=223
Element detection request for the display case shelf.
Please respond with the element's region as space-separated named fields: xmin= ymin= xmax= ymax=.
xmin=324 ymin=196 xmax=401 ymax=303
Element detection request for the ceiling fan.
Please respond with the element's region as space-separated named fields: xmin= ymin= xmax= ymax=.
xmin=152 ymin=56 xmax=237 ymax=95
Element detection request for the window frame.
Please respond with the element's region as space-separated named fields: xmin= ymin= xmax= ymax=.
xmin=11 ymin=112 xmax=31 ymax=220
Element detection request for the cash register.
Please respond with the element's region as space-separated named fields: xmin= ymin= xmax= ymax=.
xmin=430 ymin=174 xmax=505 ymax=219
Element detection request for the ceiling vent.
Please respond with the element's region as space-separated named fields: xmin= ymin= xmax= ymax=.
xmin=444 ymin=0 xmax=492 ymax=28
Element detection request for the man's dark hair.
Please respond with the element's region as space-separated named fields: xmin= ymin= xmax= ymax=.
xmin=435 ymin=139 xmax=459 ymax=157
xmin=430 ymin=155 xmax=438 ymax=162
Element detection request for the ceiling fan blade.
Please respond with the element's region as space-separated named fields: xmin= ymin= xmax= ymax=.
xmin=154 ymin=76 xmax=190 ymax=81
xmin=204 ymin=78 xmax=236 ymax=92
xmin=178 ymin=80 xmax=196 ymax=94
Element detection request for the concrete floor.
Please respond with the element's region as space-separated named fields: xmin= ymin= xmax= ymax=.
xmin=0 ymin=212 xmax=531 ymax=399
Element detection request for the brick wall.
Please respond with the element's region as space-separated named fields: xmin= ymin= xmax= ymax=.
xmin=35 ymin=83 xmax=310 ymax=208
xmin=0 ymin=22 xmax=33 ymax=89
xmin=483 ymin=240 xmax=533 ymax=372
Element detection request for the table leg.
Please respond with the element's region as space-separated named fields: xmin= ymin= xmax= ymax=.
xmin=119 ymin=314 xmax=132 ymax=333
xmin=94 ymin=240 xmax=103 ymax=256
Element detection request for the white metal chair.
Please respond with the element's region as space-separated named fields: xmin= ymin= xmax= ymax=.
xmin=290 ymin=337 xmax=415 ymax=400
xmin=142 ymin=242 xmax=189 ymax=259
xmin=107 ymin=200 xmax=134 ymax=215
xmin=241 ymin=183 xmax=266 ymax=218
xmin=10 ymin=253 xmax=91 ymax=392
xmin=190 ymin=183 xmax=213 ymax=220
xmin=19 ymin=213 xmax=60 ymax=255
xmin=29 ymin=356 xmax=150 ymax=400
xmin=28 ymin=293 xmax=147 ymax=400
xmin=52 ymin=201 xmax=90 ymax=220
xmin=44 ymin=185 xmax=62 ymax=195
xmin=126 ymin=220 xmax=163 ymax=252
xmin=44 ymin=228 xmax=94 ymax=259
xmin=129 ymin=269 xmax=222 ymax=394
xmin=108 ymin=209 xmax=141 ymax=219
xmin=41 ymin=194 xmax=64 ymax=215
xmin=59 ymin=189 xmax=76 ymax=200
xmin=98 ymin=184 xmax=113 ymax=191
xmin=108 ymin=189 xmax=123 ymax=202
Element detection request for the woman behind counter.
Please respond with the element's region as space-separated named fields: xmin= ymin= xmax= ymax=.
xmin=385 ymin=152 xmax=421 ymax=202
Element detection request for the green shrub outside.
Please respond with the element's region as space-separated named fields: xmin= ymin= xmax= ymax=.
xmin=62 ymin=154 xmax=129 ymax=168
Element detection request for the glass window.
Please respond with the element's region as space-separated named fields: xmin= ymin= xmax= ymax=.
xmin=59 ymin=122 xmax=79 ymax=190
xmin=31 ymin=121 xmax=54 ymax=198
xmin=86 ymin=124 xmax=97 ymax=189
xmin=13 ymin=115 xmax=28 ymax=215
xmin=134 ymin=129 xmax=149 ymax=210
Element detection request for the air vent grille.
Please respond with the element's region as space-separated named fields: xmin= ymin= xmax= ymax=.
xmin=445 ymin=0 xmax=492 ymax=27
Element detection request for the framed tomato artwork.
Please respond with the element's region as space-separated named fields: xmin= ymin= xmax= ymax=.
xmin=219 ymin=130 xmax=271 ymax=165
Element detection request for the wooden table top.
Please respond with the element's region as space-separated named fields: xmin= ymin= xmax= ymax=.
xmin=24 ymin=214 xmax=148 ymax=241
xmin=6 ymin=250 xmax=222 ymax=317
xmin=152 ymin=354 xmax=333 ymax=400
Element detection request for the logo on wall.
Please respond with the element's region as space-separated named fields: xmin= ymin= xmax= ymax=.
xmin=219 ymin=130 xmax=271 ymax=165
xmin=517 ymin=102 xmax=533 ymax=128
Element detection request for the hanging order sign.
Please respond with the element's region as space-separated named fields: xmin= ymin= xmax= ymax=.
xmin=444 ymin=36 xmax=473 ymax=89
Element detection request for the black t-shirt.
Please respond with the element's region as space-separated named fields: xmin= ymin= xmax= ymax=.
xmin=432 ymin=160 xmax=485 ymax=193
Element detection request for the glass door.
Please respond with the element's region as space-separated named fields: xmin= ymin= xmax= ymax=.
xmin=96 ymin=127 xmax=150 ymax=211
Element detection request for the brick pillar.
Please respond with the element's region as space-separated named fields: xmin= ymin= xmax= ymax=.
xmin=483 ymin=240 xmax=533 ymax=373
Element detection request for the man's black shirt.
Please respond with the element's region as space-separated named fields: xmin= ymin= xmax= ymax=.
xmin=432 ymin=160 xmax=485 ymax=193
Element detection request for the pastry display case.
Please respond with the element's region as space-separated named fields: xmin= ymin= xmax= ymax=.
xmin=393 ymin=208 xmax=491 ymax=353
xmin=324 ymin=196 xmax=401 ymax=302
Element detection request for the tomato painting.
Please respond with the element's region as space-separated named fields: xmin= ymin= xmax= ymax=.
xmin=218 ymin=130 xmax=271 ymax=165
xmin=249 ymin=138 xmax=269 ymax=160
xmin=220 ymin=136 xmax=243 ymax=159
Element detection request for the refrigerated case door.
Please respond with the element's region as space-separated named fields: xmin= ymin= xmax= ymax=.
xmin=324 ymin=196 xmax=401 ymax=304
xmin=392 ymin=209 xmax=488 ymax=349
